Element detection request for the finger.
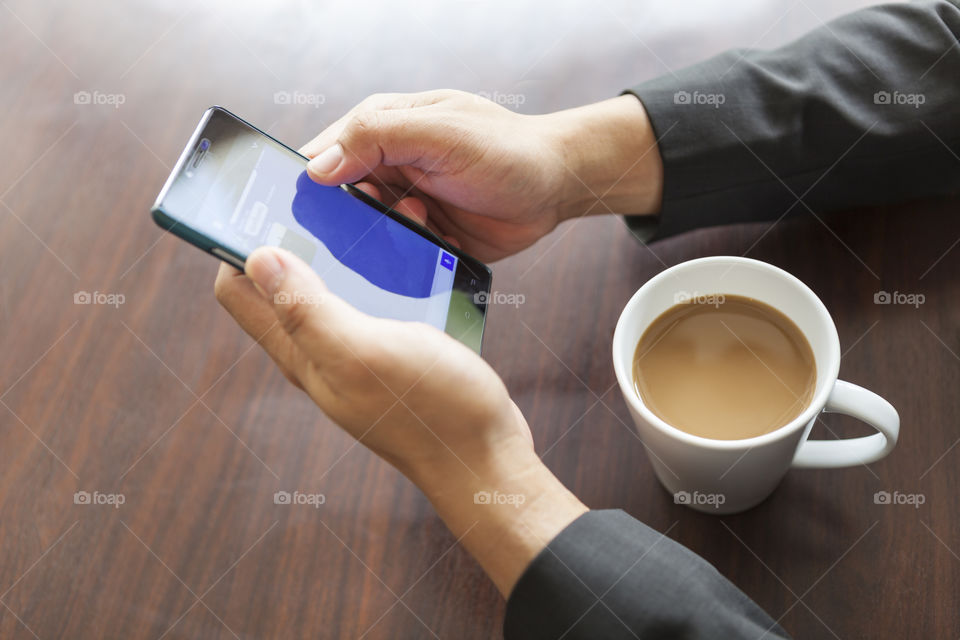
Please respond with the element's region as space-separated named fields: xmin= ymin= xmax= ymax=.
xmin=399 ymin=187 xmax=455 ymax=235
xmin=352 ymin=176 xmax=426 ymax=206
xmin=298 ymin=95 xmax=395 ymax=158
xmin=213 ymin=262 xmax=304 ymax=388
xmin=361 ymin=176 xmax=409 ymax=204
xmin=392 ymin=196 xmax=429 ymax=226
xmin=401 ymin=189 xmax=501 ymax=260
xmin=352 ymin=181 xmax=441 ymax=235
xmin=305 ymin=108 xmax=458 ymax=186
xmin=352 ymin=181 xmax=381 ymax=201
xmin=378 ymin=187 xmax=459 ymax=244
xmin=398 ymin=188 xmax=466 ymax=245
xmin=355 ymin=165 xmax=413 ymax=195
xmin=244 ymin=247 xmax=374 ymax=364
xmin=351 ymin=179 xmax=415 ymax=214
xmin=443 ymin=235 xmax=461 ymax=249
xmin=298 ymin=91 xmax=450 ymax=159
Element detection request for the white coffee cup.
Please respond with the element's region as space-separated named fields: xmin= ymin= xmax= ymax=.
xmin=612 ymin=256 xmax=899 ymax=514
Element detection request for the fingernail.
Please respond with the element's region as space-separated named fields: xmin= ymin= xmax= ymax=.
xmin=248 ymin=249 xmax=285 ymax=297
xmin=308 ymin=143 xmax=343 ymax=175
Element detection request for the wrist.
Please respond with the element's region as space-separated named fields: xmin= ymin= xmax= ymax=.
xmin=548 ymin=94 xmax=664 ymax=221
xmin=412 ymin=437 xmax=588 ymax=596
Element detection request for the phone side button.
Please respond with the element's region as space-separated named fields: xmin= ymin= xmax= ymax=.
xmin=211 ymin=248 xmax=245 ymax=270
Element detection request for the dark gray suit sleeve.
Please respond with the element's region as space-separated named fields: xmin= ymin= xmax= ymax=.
xmin=503 ymin=510 xmax=789 ymax=639
xmin=623 ymin=0 xmax=960 ymax=242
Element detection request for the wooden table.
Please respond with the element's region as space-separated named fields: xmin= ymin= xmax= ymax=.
xmin=1 ymin=1 xmax=956 ymax=637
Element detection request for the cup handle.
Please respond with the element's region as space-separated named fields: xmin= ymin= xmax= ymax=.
xmin=791 ymin=380 xmax=900 ymax=468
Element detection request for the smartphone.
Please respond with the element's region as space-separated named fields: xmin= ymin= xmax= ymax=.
xmin=151 ymin=106 xmax=492 ymax=353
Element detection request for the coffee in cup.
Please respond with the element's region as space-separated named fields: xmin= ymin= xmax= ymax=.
xmin=633 ymin=294 xmax=816 ymax=440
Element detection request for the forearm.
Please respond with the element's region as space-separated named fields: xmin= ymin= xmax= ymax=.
xmin=408 ymin=440 xmax=587 ymax=597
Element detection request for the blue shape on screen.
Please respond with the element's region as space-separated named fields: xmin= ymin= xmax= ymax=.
xmin=291 ymin=171 xmax=439 ymax=298
xmin=440 ymin=252 xmax=455 ymax=271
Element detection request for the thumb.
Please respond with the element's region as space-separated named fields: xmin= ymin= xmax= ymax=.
xmin=305 ymin=109 xmax=447 ymax=185
xmin=245 ymin=246 xmax=369 ymax=357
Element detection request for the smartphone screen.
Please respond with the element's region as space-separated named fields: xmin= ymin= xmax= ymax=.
xmin=152 ymin=107 xmax=491 ymax=353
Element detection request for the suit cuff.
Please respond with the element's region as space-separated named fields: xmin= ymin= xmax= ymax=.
xmin=503 ymin=509 xmax=789 ymax=639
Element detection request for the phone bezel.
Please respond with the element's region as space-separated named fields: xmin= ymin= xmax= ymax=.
xmin=151 ymin=106 xmax=492 ymax=350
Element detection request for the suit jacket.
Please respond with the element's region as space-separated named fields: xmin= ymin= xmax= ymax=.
xmin=504 ymin=2 xmax=959 ymax=638
xmin=625 ymin=0 xmax=960 ymax=242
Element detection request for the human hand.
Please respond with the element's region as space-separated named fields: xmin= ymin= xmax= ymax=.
xmin=214 ymin=247 xmax=586 ymax=595
xmin=214 ymin=246 xmax=532 ymax=476
xmin=298 ymin=90 xmax=663 ymax=262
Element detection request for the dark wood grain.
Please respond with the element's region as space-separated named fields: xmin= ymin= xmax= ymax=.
xmin=1 ymin=1 xmax=957 ymax=638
